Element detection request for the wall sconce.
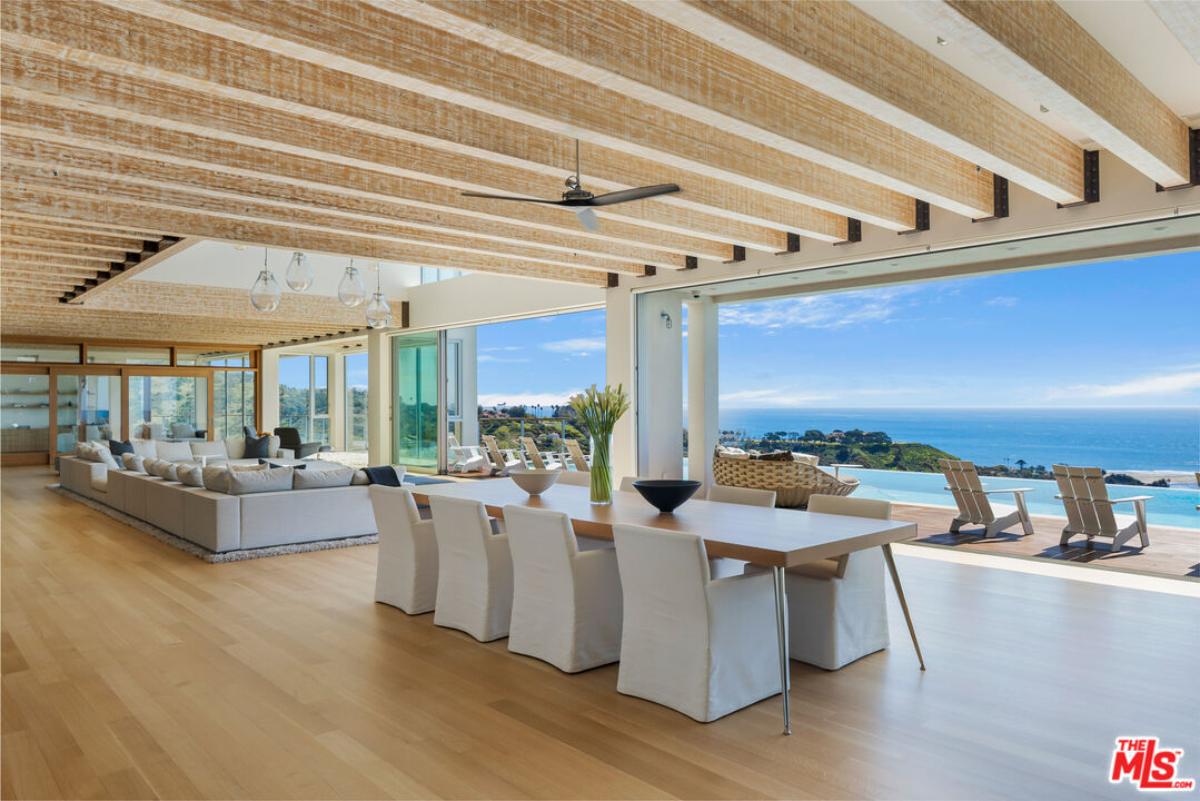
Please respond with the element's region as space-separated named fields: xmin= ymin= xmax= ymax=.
xmin=660 ymin=310 xmax=673 ymax=329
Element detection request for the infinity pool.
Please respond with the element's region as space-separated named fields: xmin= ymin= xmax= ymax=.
xmin=841 ymin=468 xmax=1200 ymax=531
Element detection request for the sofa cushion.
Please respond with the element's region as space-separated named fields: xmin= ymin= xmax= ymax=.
xmin=228 ymin=466 xmax=293 ymax=495
xmin=190 ymin=440 xmax=228 ymax=459
xmin=202 ymin=463 xmax=267 ymax=493
xmin=177 ymin=464 xmax=204 ymax=487
xmin=791 ymin=452 xmax=820 ymax=466
xmin=293 ymin=465 xmax=354 ymax=489
xmin=155 ymin=440 xmax=194 ymax=462
xmin=108 ymin=439 xmax=135 ymax=457
xmin=131 ymin=439 xmax=157 ymax=459
xmin=223 ymin=436 xmax=246 ymax=460
xmin=121 ymin=453 xmax=146 ymax=473
xmin=243 ymin=432 xmax=273 ymax=459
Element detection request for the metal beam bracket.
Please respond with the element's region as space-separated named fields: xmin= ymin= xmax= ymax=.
xmin=1057 ymin=150 xmax=1100 ymax=208
xmin=971 ymin=175 xmax=1009 ymax=222
xmin=833 ymin=218 xmax=862 ymax=245
xmin=898 ymin=200 xmax=931 ymax=235
xmin=1155 ymin=129 xmax=1200 ymax=191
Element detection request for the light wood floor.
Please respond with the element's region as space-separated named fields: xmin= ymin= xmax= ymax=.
xmin=3 ymin=466 xmax=1198 ymax=800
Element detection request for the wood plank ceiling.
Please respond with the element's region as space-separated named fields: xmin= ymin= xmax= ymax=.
xmin=0 ymin=0 xmax=1193 ymax=345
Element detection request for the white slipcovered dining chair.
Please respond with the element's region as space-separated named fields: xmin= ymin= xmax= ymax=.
xmin=428 ymin=495 xmax=514 ymax=642
xmin=556 ymin=469 xmax=591 ymax=487
xmin=503 ymin=505 xmax=622 ymax=672
xmin=612 ymin=523 xmax=781 ymax=722
xmin=705 ymin=484 xmax=777 ymax=579
xmin=776 ymin=494 xmax=892 ymax=670
xmin=369 ymin=486 xmax=438 ymax=614
xmin=618 ymin=476 xmax=650 ymax=492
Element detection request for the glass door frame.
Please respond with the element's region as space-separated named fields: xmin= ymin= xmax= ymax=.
xmin=0 ymin=364 xmax=51 ymax=466
xmin=390 ymin=330 xmax=443 ymax=473
xmin=50 ymin=366 xmax=124 ymax=461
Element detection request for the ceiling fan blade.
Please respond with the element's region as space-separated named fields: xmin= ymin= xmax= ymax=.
xmin=588 ymin=184 xmax=680 ymax=206
xmin=574 ymin=207 xmax=600 ymax=232
xmin=460 ymin=191 xmax=564 ymax=204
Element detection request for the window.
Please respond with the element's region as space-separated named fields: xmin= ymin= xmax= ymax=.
xmin=178 ymin=350 xmax=251 ymax=367
xmin=278 ymin=355 xmax=330 ymax=444
xmin=87 ymin=346 xmax=171 ymax=365
xmin=345 ymin=352 xmax=368 ymax=452
xmin=420 ymin=266 xmax=464 ymax=284
xmin=212 ymin=370 xmax=256 ymax=441
xmin=127 ymin=375 xmax=208 ymax=439
xmin=1 ymin=343 xmax=80 ymax=363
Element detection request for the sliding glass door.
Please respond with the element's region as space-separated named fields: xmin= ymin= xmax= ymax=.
xmin=391 ymin=332 xmax=440 ymax=471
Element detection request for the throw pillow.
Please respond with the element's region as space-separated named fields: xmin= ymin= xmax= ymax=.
xmin=223 ymin=436 xmax=246 ymax=460
xmin=120 ymin=453 xmax=145 ymax=473
xmin=755 ymin=450 xmax=793 ymax=462
xmin=155 ymin=440 xmax=194 ymax=462
xmin=243 ymin=432 xmax=272 ymax=459
xmin=190 ymin=440 xmax=227 ymax=459
xmin=108 ymin=439 xmax=135 ymax=457
xmin=202 ymin=466 xmax=231 ymax=493
xmin=363 ymin=465 xmax=406 ymax=486
xmin=131 ymin=439 xmax=157 ymax=459
xmin=293 ymin=465 xmax=354 ymax=489
xmin=176 ymin=464 xmax=204 ymax=487
xmin=351 ymin=470 xmax=370 ymax=485
xmin=95 ymin=445 xmax=121 ymax=470
xmin=243 ymin=425 xmax=258 ymax=439
xmin=228 ymin=466 xmax=293 ymax=495
xmin=161 ymin=463 xmax=180 ymax=482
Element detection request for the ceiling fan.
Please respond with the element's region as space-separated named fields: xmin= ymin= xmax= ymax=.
xmin=460 ymin=140 xmax=679 ymax=231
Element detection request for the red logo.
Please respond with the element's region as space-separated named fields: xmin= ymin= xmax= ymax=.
xmin=1110 ymin=738 xmax=1195 ymax=792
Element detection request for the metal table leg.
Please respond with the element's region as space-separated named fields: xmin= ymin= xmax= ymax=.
xmin=881 ymin=544 xmax=925 ymax=671
xmin=772 ymin=565 xmax=791 ymax=735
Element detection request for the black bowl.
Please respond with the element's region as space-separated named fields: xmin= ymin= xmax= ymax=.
xmin=632 ymin=479 xmax=702 ymax=514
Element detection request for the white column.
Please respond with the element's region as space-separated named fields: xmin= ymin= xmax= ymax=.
xmin=636 ymin=292 xmax=683 ymax=479
xmin=457 ymin=327 xmax=480 ymax=446
xmin=686 ymin=297 xmax=719 ymax=491
xmin=260 ymin=349 xmax=280 ymax=432
xmin=605 ymin=285 xmax=637 ymax=482
xmin=329 ymin=352 xmax=345 ymax=451
xmin=367 ymin=329 xmax=391 ymax=465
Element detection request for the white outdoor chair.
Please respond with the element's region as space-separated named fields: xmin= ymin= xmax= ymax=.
xmin=447 ymin=434 xmax=487 ymax=474
xmin=612 ymin=523 xmax=781 ymax=722
xmin=705 ymin=485 xmax=776 ymax=578
xmin=368 ymin=485 xmax=438 ymax=614
xmin=503 ymin=505 xmax=622 ymax=673
xmin=776 ymin=494 xmax=892 ymax=670
xmin=1053 ymin=465 xmax=1151 ymax=550
xmin=940 ymin=459 xmax=1034 ymax=537
xmin=428 ymin=495 xmax=514 ymax=642
xmin=564 ymin=438 xmax=590 ymax=472
xmin=482 ymin=435 xmax=522 ymax=476
xmin=520 ymin=436 xmax=562 ymax=470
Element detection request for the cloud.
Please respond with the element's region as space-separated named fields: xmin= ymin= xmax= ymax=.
xmin=719 ymin=286 xmax=917 ymax=330
xmin=718 ymin=388 xmax=833 ymax=407
xmin=480 ymin=345 xmax=524 ymax=353
xmin=478 ymin=391 xmax=580 ymax=407
xmin=540 ymin=337 xmax=605 ymax=355
xmin=985 ymin=295 xmax=1019 ymax=307
xmin=477 ymin=354 xmax=530 ymax=364
xmin=1046 ymin=368 xmax=1200 ymax=400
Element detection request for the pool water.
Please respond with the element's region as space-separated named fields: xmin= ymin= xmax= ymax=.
xmin=841 ymin=468 xmax=1200 ymax=531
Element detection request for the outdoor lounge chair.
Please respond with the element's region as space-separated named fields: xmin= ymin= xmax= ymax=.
xmin=520 ymin=436 xmax=561 ymax=470
xmin=482 ymin=435 xmax=522 ymax=476
xmin=447 ymin=434 xmax=487 ymax=473
xmin=564 ymin=438 xmax=590 ymax=472
xmin=1053 ymin=464 xmax=1151 ymax=550
xmin=940 ymin=459 xmax=1034 ymax=537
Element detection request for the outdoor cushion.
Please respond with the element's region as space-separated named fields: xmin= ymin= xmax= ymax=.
xmin=155 ymin=441 xmax=194 ymax=462
xmin=293 ymin=465 xmax=354 ymax=489
xmin=177 ymin=464 xmax=204 ymax=487
xmin=108 ymin=439 xmax=135 ymax=457
xmin=190 ymin=440 xmax=228 ymax=459
xmin=755 ymin=450 xmax=793 ymax=462
xmin=227 ymin=466 xmax=293 ymax=495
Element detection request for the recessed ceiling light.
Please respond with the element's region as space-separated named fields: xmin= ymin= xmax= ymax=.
xmin=936 ymin=36 xmax=949 ymax=46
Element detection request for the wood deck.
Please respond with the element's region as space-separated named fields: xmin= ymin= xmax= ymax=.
xmin=2 ymin=465 xmax=1197 ymax=800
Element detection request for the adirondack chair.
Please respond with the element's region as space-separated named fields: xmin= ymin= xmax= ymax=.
xmin=564 ymin=438 xmax=590 ymax=472
xmin=447 ymin=434 xmax=487 ymax=473
xmin=1053 ymin=465 xmax=1151 ymax=550
xmin=482 ymin=435 xmax=522 ymax=476
xmin=520 ymin=436 xmax=561 ymax=470
xmin=939 ymin=459 xmax=1034 ymax=537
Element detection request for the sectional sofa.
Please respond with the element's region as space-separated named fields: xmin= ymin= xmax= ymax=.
xmin=59 ymin=440 xmax=380 ymax=553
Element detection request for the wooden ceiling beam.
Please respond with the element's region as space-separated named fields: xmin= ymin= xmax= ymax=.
xmin=2 ymin=161 xmax=647 ymax=277
xmin=0 ymin=210 xmax=167 ymax=239
xmin=0 ymin=21 xmax=810 ymax=246
xmin=0 ymin=252 xmax=110 ymax=270
xmin=0 ymin=184 xmax=612 ymax=288
xmin=131 ymin=0 xmax=915 ymax=226
xmin=634 ymin=0 xmax=1086 ymax=206
xmin=417 ymin=0 xmax=997 ymax=219
xmin=915 ymin=0 xmax=1192 ymax=188
xmin=0 ymin=233 xmax=137 ymax=254
xmin=2 ymin=138 xmax=687 ymax=271
xmin=1 ymin=261 xmax=104 ymax=275
xmin=2 ymin=245 xmax=120 ymax=262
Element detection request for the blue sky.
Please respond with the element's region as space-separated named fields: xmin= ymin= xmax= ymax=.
xmin=472 ymin=251 xmax=1198 ymax=409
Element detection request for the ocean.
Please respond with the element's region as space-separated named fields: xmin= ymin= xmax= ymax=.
xmin=717 ymin=407 xmax=1200 ymax=473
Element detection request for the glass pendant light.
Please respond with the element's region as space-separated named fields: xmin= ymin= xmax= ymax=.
xmin=364 ymin=263 xmax=392 ymax=328
xmin=337 ymin=258 xmax=367 ymax=307
xmin=249 ymin=248 xmax=281 ymax=312
xmin=284 ymin=251 xmax=313 ymax=291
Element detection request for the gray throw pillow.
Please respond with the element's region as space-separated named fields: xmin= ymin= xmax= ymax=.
xmin=177 ymin=464 xmax=204 ymax=487
xmin=293 ymin=465 xmax=355 ymax=489
xmin=228 ymin=466 xmax=293 ymax=495
xmin=121 ymin=453 xmax=145 ymax=473
xmin=202 ymin=465 xmax=231 ymax=493
xmin=351 ymin=469 xmax=370 ymax=485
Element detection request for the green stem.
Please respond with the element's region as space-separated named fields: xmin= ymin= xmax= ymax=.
xmin=590 ymin=434 xmax=612 ymax=504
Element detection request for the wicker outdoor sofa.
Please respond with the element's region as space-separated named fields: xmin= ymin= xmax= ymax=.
xmin=712 ymin=448 xmax=859 ymax=508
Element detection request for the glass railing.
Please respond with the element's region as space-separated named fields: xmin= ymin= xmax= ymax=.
xmin=477 ymin=415 xmax=590 ymax=456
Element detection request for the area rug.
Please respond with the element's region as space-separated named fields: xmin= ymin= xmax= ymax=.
xmin=47 ymin=484 xmax=378 ymax=564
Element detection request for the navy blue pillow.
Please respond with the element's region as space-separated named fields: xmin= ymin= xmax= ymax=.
xmin=363 ymin=465 xmax=402 ymax=486
xmin=108 ymin=439 xmax=135 ymax=457
xmin=243 ymin=433 xmax=272 ymax=459
xmin=243 ymin=425 xmax=258 ymax=439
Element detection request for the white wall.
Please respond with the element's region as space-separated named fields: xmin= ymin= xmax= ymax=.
xmin=404 ymin=272 xmax=603 ymax=332
xmin=635 ymin=292 xmax=683 ymax=480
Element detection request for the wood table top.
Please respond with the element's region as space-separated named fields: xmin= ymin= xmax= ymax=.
xmin=409 ymin=480 xmax=917 ymax=568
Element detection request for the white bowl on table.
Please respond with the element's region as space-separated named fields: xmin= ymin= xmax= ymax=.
xmin=508 ymin=466 xmax=561 ymax=496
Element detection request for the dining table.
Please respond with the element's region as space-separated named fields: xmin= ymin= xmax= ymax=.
xmin=409 ymin=479 xmax=924 ymax=735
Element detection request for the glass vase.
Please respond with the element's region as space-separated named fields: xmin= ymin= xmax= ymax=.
xmin=589 ymin=434 xmax=613 ymax=505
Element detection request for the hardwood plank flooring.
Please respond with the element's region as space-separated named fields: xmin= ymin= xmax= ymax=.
xmin=2 ymin=465 xmax=1198 ymax=800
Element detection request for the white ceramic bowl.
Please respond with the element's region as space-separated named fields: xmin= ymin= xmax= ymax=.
xmin=509 ymin=467 xmax=561 ymax=496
